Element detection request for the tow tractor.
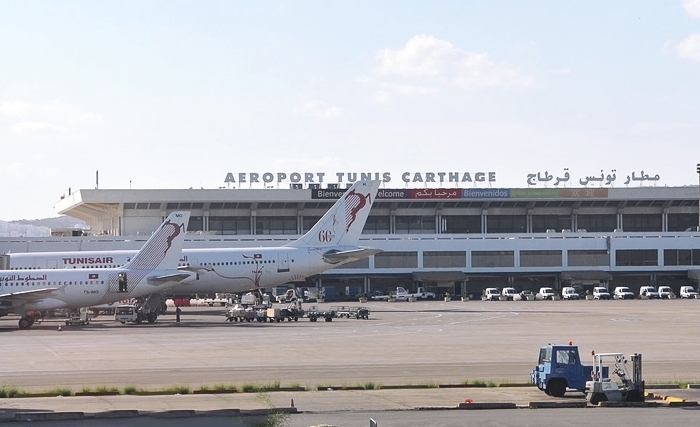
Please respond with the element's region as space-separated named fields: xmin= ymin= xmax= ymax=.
xmin=585 ymin=352 xmax=644 ymax=404
xmin=531 ymin=342 xmax=606 ymax=397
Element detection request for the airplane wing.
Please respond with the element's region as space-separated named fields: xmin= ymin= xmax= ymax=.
xmin=0 ymin=287 xmax=59 ymax=300
xmin=146 ymin=272 xmax=197 ymax=286
xmin=323 ymin=247 xmax=383 ymax=264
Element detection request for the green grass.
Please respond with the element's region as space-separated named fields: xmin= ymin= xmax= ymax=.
xmin=123 ymin=385 xmax=138 ymax=395
xmin=0 ymin=386 xmax=20 ymax=398
xmin=47 ymin=387 xmax=73 ymax=397
xmin=163 ymin=385 xmax=190 ymax=394
xmin=241 ymin=383 xmax=260 ymax=393
xmin=212 ymin=383 xmax=237 ymax=391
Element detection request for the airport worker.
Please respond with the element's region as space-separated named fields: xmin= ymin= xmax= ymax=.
xmin=175 ymin=306 xmax=181 ymax=323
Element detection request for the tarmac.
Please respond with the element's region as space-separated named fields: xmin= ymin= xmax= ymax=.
xmin=1 ymin=299 xmax=699 ymax=423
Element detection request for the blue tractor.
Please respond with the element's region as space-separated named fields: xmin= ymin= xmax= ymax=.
xmin=530 ymin=343 xmax=606 ymax=398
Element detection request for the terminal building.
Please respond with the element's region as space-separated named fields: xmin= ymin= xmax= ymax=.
xmin=2 ymin=183 xmax=700 ymax=299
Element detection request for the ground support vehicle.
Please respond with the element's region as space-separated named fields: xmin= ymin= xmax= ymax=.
xmin=113 ymin=293 xmax=168 ymax=324
xmin=639 ymin=286 xmax=660 ymax=299
xmin=680 ymin=286 xmax=699 ymax=299
xmin=483 ymin=288 xmax=500 ymax=301
xmin=329 ymin=305 xmax=370 ymax=319
xmin=305 ymin=305 xmax=336 ymax=322
xmin=531 ymin=343 xmax=606 ymax=398
xmin=224 ymin=292 xmax=306 ymax=323
xmin=501 ymin=287 xmax=517 ymax=300
xmin=585 ymin=352 xmax=644 ymax=405
xmin=65 ymin=307 xmax=91 ymax=326
xmin=658 ymin=286 xmax=676 ymax=299
xmin=593 ymin=287 xmax=611 ymax=300
xmin=388 ymin=286 xmax=435 ymax=301
xmin=514 ymin=290 xmax=535 ymax=301
xmin=613 ymin=286 xmax=635 ymax=300
xmin=561 ymin=287 xmax=580 ymax=300
xmin=537 ymin=287 xmax=556 ymax=300
xmin=411 ymin=287 xmax=436 ymax=300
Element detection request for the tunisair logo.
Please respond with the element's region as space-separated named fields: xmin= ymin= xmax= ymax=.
xmin=344 ymin=187 xmax=371 ymax=231
xmin=317 ymin=184 xmax=372 ymax=243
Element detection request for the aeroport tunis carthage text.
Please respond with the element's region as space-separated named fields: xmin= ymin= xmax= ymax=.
xmin=224 ymin=171 xmax=497 ymax=185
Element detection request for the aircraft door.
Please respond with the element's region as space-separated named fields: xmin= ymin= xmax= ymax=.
xmin=277 ymin=253 xmax=289 ymax=273
xmin=47 ymin=259 xmax=58 ymax=269
xmin=0 ymin=254 xmax=8 ymax=269
xmin=118 ymin=272 xmax=128 ymax=292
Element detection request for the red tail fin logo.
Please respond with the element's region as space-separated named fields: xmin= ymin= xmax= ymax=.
xmin=344 ymin=189 xmax=371 ymax=232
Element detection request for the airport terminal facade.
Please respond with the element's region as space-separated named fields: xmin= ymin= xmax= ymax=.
xmin=2 ymin=182 xmax=700 ymax=298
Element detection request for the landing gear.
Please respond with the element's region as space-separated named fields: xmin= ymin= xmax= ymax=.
xmin=18 ymin=316 xmax=34 ymax=329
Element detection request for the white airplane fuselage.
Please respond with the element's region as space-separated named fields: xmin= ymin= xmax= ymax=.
xmin=9 ymin=245 xmax=355 ymax=295
xmin=0 ymin=267 xmax=186 ymax=313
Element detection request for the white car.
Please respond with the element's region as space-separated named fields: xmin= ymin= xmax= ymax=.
xmin=680 ymin=286 xmax=699 ymax=299
xmin=593 ymin=287 xmax=611 ymax=300
xmin=613 ymin=286 xmax=635 ymax=300
xmin=639 ymin=286 xmax=660 ymax=299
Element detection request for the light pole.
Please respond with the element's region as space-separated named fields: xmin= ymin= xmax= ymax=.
xmin=697 ymin=163 xmax=700 ymax=231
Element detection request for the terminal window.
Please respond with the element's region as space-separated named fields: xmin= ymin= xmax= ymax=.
xmin=520 ymin=250 xmax=562 ymax=267
xmin=616 ymin=249 xmax=658 ymax=266
xmin=441 ymin=215 xmax=481 ymax=234
xmin=423 ymin=251 xmax=467 ymax=268
xmin=362 ymin=216 xmax=390 ymax=234
xmin=395 ymin=216 xmax=435 ymax=234
xmin=576 ymin=214 xmax=616 ymax=233
xmin=664 ymin=249 xmax=700 ymax=266
xmin=374 ymin=252 xmax=418 ymax=268
xmin=486 ymin=215 xmax=526 ymax=234
xmin=471 ymin=251 xmax=515 ymax=268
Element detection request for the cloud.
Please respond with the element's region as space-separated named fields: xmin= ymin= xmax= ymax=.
xmin=684 ymin=0 xmax=700 ymax=18
xmin=371 ymin=34 xmax=533 ymax=101
xmin=300 ymin=100 xmax=346 ymax=119
xmin=12 ymin=121 xmax=65 ymax=135
xmin=677 ymin=34 xmax=700 ymax=61
xmin=0 ymin=101 xmax=32 ymax=118
xmin=0 ymin=101 xmax=102 ymax=136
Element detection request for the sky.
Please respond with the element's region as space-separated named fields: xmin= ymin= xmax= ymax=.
xmin=2 ymin=1 xmax=700 ymax=221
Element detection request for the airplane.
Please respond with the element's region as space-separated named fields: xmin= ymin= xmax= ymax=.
xmin=4 ymin=180 xmax=382 ymax=318
xmin=0 ymin=211 xmax=194 ymax=329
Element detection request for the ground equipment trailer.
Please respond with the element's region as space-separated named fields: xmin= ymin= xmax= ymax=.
xmin=531 ymin=343 xmax=607 ymax=397
xmin=305 ymin=305 xmax=336 ymax=322
xmin=585 ymin=352 xmax=644 ymax=405
xmin=329 ymin=305 xmax=370 ymax=319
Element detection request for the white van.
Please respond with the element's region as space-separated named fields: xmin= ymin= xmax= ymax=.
xmin=561 ymin=287 xmax=580 ymax=300
xmin=680 ymin=286 xmax=699 ymax=299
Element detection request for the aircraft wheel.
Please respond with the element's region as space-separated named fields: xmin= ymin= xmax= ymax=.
xmin=18 ymin=317 xmax=31 ymax=329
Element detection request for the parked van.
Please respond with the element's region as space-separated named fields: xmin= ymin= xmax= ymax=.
xmin=680 ymin=286 xmax=699 ymax=299
xmin=483 ymin=288 xmax=500 ymax=301
xmin=639 ymin=286 xmax=660 ymax=299
xmin=561 ymin=287 xmax=580 ymax=300
xmin=501 ymin=287 xmax=517 ymax=301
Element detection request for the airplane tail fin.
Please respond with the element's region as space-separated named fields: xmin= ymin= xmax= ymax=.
xmin=123 ymin=211 xmax=190 ymax=271
xmin=288 ymin=180 xmax=380 ymax=248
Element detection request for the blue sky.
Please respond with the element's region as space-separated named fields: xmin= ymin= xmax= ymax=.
xmin=2 ymin=1 xmax=700 ymax=220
